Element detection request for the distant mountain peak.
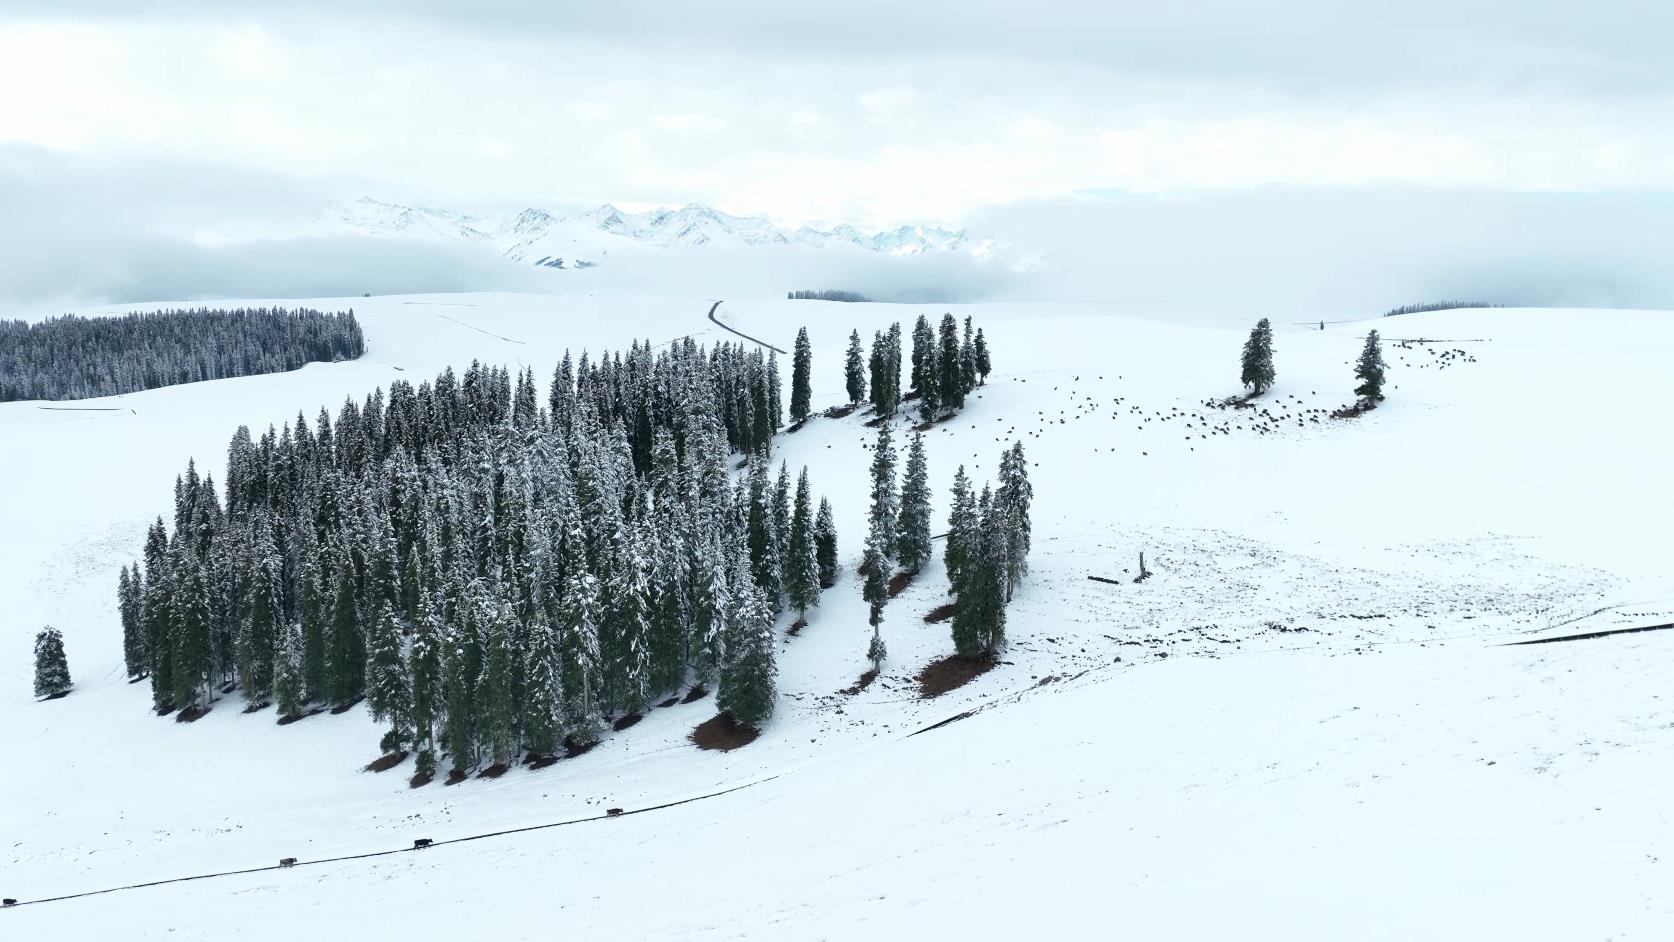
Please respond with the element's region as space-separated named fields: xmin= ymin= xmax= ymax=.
xmin=319 ymin=197 xmax=991 ymax=269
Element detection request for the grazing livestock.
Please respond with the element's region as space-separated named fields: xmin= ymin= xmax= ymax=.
xmin=413 ymin=838 xmax=434 ymax=850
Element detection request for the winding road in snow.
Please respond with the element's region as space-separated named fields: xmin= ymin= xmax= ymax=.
xmin=705 ymin=301 xmax=787 ymax=354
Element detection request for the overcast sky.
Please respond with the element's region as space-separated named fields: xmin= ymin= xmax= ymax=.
xmin=2 ymin=2 xmax=1670 ymax=311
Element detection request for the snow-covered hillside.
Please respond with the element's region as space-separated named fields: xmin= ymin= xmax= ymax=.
xmin=2 ymin=295 xmax=1670 ymax=939
xmin=322 ymin=197 xmax=988 ymax=269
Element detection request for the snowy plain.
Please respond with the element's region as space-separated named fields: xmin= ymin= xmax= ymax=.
xmin=1 ymin=291 xmax=1670 ymax=939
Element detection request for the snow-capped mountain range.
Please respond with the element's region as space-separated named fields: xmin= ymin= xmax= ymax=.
xmin=323 ymin=197 xmax=990 ymax=270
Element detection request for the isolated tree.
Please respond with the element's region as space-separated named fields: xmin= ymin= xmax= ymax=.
xmin=896 ymin=432 xmax=932 ymax=574
xmin=1354 ymin=329 xmax=1387 ymax=402
xmin=1241 ymin=317 xmax=1276 ymax=395
xmin=789 ymin=327 xmax=813 ymax=424
xmin=861 ymin=538 xmax=890 ymax=673
xmin=813 ymin=497 xmax=839 ymax=588
xmin=844 ymin=330 xmax=867 ymax=404
xmin=33 ymin=626 xmax=72 ymax=698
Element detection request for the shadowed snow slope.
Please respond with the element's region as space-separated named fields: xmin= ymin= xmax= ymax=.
xmin=1 ymin=294 xmax=1669 ymax=939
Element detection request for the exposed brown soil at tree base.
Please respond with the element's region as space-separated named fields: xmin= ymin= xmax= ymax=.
xmin=408 ymin=770 xmax=434 ymax=789
xmin=242 ymin=700 xmax=271 ymax=714
xmin=924 ymin=602 xmax=956 ymax=623
xmin=219 ymin=681 xmax=238 ymax=695
xmin=364 ymin=751 xmax=408 ymax=773
xmin=39 ymin=690 xmax=71 ymax=701
xmin=155 ymin=703 xmax=178 ymax=717
xmin=564 ymin=737 xmax=600 ymax=759
xmin=276 ymin=706 xmax=326 ymax=726
xmin=127 ymin=675 xmax=147 ymax=685
xmin=681 ymin=685 xmax=709 ymax=704
xmin=825 ymin=403 xmax=859 ymax=419
xmin=478 ymin=763 xmax=510 ymax=779
xmin=175 ymin=705 xmax=212 ymax=723
xmin=820 ymin=575 xmax=836 ymax=589
xmin=917 ymin=654 xmax=996 ymax=698
xmin=612 ymin=712 xmax=643 ymax=732
xmin=888 ymin=571 xmax=915 ymax=598
xmin=657 ymin=696 xmax=680 ymax=709
xmin=690 ymin=712 xmax=760 ymax=751
xmin=444 ymin=770 xmax=468 ymax=786
xmin=1332 ymin=399 xmax=1379 ymax=419
xmin=840 ymin=669 xmax=879 ymax=696
xmin=329 ymin=694 xmax=365 ymax=715
xmin=527 ymin=754 xmax=560 ymax=771
xmin=863 ymin=415 xmax=888 ymax=428
xmin=787 ymin=616 xmax=808 ymax=637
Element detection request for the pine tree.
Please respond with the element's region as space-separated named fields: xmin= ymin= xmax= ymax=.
xmin=896 ymin=432 xmax=932 ymax=574
xmin=480 ymin=596 xmax=518 ymax=766
xmin=718 ymin=552 xmax=776 ymax=729
xmin=366 ymin=600 xmax=411 ymax=753
xmin=119 ymin=564 xmax=148 ymax=679
xmin=918 ymin=332 xmax=943 ymax=423
xmin=813 ymin=497 xmax=838 ymax=589
xmin=911 ymin=314 xmax=935 ymax=393
xmin=844 ymin=330 xmax=867 ymax=404
xmin=33 ymin=626 xmax=72 ymax=698
xmin=861 ymin=538 xmax=890 ymax=671
xmin=938 ymin=314 xmax=963 ymax=411
xmin=407 ymin=591 xmax=443 ymax=755
xmin=171 ymin=555 xmax=213 ymax=710
xmin=785 ymin=468 xmax=821 ymax=617
xmin=995 ymin=441 xmax=1034 ymax=601
xmin=273 ymin=621 xmax=306 ymax=722
xmin=559 ymin=524 xmax=604 ymax=746
xmin=866 ymin=423 xmax=899 ymax=563
xmin=945 ymin=465 xmax=976 ymax=588
xmin=1241 ymin=317 xmax=1276 ymax=395
xmin=952 ymin=487 xmax=1008 ymax=658
xmin=522 ymin=619 xmax=563 ymax=758
xmin=328 ymin=557 xmax=364 ymax=706
xmin=297 ymin=551 xmax=329 ymax=703
xmin=1354 ymin=329 xmax=1387 ymax=402
xmin=789 ymin=326 xmax=813 ymax=424
xmin=974 ymin=327 xmax=991 ymax=384
xmin=607 ymin=525 xmax=653 ymax=715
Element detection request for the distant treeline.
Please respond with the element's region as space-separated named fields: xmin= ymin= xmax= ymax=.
xmin=788 ymin=290 xmax=869 ymax=303
xmin=0 ymin=307 xmax=365 ymax=402
xmin=1382 ymin=301 xmax=1500 ymax=318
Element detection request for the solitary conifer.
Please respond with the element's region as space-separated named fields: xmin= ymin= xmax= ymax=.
xmin=1241 ymin=318 xmax=1276 ymax=395
xmin=1354 ymin=330 xmax=1387 ymax=402
xmin=790 ymin=327 xmax=813 ymax=424
xmin=33 ymin=626 xmax=72 ymax=699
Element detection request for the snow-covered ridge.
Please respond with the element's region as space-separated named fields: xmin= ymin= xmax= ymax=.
xmin=321 ymin=197 xmax=990 ymax=269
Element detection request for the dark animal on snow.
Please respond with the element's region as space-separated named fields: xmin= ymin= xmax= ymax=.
xmin=280 ymin=857 xmax=297 ymax=868
xmin=413 ymin=838 xmax=434 ymax=849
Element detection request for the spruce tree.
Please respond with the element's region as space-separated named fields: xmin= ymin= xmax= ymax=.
xmin=785 ymin=468 xmax=821 ymax=618
xmin=297 ymin=552 xmax=329 ymax=703
xmin=952 ymin=487 xmax=1008 ymax=658
xmin=790 ymin=326 xmax=813 ymax=424
xmin=718 ymin=551 xmax=777 ymax=729
xmin=995 ymin=441 xmax=1034 ymax=601
xmin=974 ymin=327 xmax=991 ymax=384
xmin=896 ymin=432 xmax=932 ymax=574
xmin=939 ymin=313 xmax=963 ymax=411
xmin=866 ymin=423 xmax=899 ymax=563
xmin=813 ymin=497 xmax=838 ymax=589
xmin=407 ymin=591 xmax=443 ymax=756
xmin=328 ymin=557 xmax=364 ymax=706
xmin=366 ymin=600 xmax=412 ymax=753
xmin=945 ymin=465 xmax=976 ymax=588
xmin=844 ymin=330 xmax=867 ymax=404
xmin=1354 ymin=329 xmax=1387 ymax=402
xmin=918 ymin=336 xmax=942 ymax=423
xmin=523 ymin=619 xmax=563 ymax=758
xmin=1241 ymin=317 xmax=1276 ymax=395
xmin=119 ymin=564 xmax=148 ymax=679
xmin=480 ymin=596 xmax=518 ymax=766
xmin=559 ymin=524 xmax=604 ymax=746
xmin=273 ymin=621 xmax=306 ymax=722
xmin=33 ymin=626 xmax=72 ymax=698
xmin=861 ymin=539 xmax=890 ymax=672
xmin=911 ymin=315 xmax=933 ymax=393
xmin=171 ymin=556 xmax=213 ymax=710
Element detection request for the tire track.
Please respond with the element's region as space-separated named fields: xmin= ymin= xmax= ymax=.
xmin=706 ymin=301 xmax=786 ymax=354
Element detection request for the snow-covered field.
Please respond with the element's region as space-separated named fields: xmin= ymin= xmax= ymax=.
xmin=2 ymin=292 xmax=1670 ymax=939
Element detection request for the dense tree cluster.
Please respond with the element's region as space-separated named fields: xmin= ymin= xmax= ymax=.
xmin=1240 ymin=317 xmax=1276 ymax=396
xmin=0 ymin=307 xmax=364 ymax=402
xmin=909 ymin=313 xmax=987 ymax=423
xmin=118 ymin=339 xmax=828 ymax=774
xmin=787 ymin=290 xmax=869 ymax=302
xmin=946 ymin=443 xmax=1032 ymax=659
xmin=1382 ymin=301 xmax=1497 ymax=317
xmin=33 ymin=627 xmax=72 ymax=699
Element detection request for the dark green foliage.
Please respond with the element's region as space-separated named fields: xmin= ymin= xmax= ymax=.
xmin=974 ymin=328 xmax=990 ymax=384
xmin=1354 ymin=330 xmax=1387 ymax=401
xmin=1241 ymin=317 xmax=1276 ymax=395
xmin=896 ymin=433 xmax=932 ymax=574
xmin=844 ymin=330 xmax=867 ymax=404
xmin=814 ymin=498 xmax=839 ymax=588
xmin=867 ymin=423 xmax=899 ymax=561
xmin=785 ymin=469 xmax=822 ymax=616
xmin=274 ymin=621 xmax=306 ymax=721
xmin=790 ymin=327 xmax=813 ymax=423
xmin=118 ymin=564 xmax=147 ymax=679
xmin=33 ymin=626 xmax=71 ymax=698
xmin=717 ymin=554 xmax=777 ymax=729
xmin=995 ymin=442 xmax=1033 ymax=602
xmin=170 ymin=557 xmax=213 ymax=710
xmin=328 ymin=559 xmax=364 ymax=706
xmin=945 ymin=466 xmax=976 ymax=588
xmin=367 ymin=601 xmax=411 ymax=752
xmin=951 ymin=487 xmax=1008 ymax=657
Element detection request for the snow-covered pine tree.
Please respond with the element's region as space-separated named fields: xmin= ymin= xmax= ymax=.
xmin=938 ymin=314 xmax=963 ymax=412
xmin=869 ymin=330 xmax=889 ymax=416
xmin=33 ymin=626 xmax=71 ymax=698
xmin=866 ymin=422 xmax=899 ymax=564
xmin=296 ymin=549 xmax=329 ymax=704
xmin=522 ymin=618 xmax=563 ymax=758
xmin=785 ymin=468 xmax=821 ymax=618
xmin=273 ymin=620 xmax=306 ymax=722
xmin=911 ymin=314 xmax=934 ymax=394
xmin=119 ymin=564 xmax=148 ymax=679
xmin=558 ymin=520 xmax=604 ymax=747
xmin=918 ymin=333 xmax=942 ymax=423
xmin=407 ymin=587 xmax=443 ymax=756
xmin=814 ymin=497 xmax=838 ymax=588
xmin=366 ymin=600 xmax=412 ymax=754
xmin=945 ymin=465 xmax=976 ymax=588
xmin=844 ymin=330 xmax=867 ymax=405
xmin=959 ymin=316 xmax=978 ymax=396
xmin=896 ymin=432 xmax=932 ymax=574
xmin=170 ymin=554 xmax=214 ymax=710
xmin=790 ymin=327 xmax=813 ymax=424
xmin=1354 ymin=329 xmax=1387 ymax=402
xmin=480 ymin=594 xmax=519 ymax=766
xmin=995 ymin=441 xmax=1034 ymax=601
xmin=886 ymin=322 xmax=904 ymax=416
xmin=952 ymin=486 xmax=1009 ymax=658
xmin=718 ymin=550 xmax=776 ymax=729
xmin=861 ymin=537 xmax=890 ymax=672
xmin=1241 ymin=317 xmax=1276 ymax=395
xmin=974 ymin=327 xmax=991 ymax=384
xmin=327 ymin=553 xmax=365 ymax=706
xmin=606 ymin=523 xmax=653 ymax=715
